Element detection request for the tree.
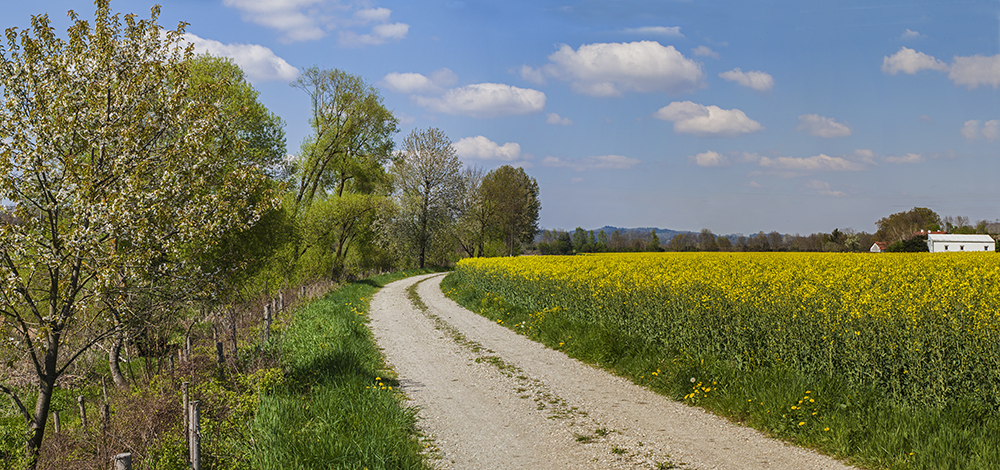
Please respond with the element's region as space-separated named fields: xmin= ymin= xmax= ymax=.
xmin=875 ymin=207 xmax=941 ymax=243
xmin=392 ymin=128 xmax=463 ymax=268
xmin=646 ymin=230 xmax=662 ymax=251
xmin=480 ymin=165 xmax=541 ymax=256
xmin=698 ymin=228 xmax=718 ymax=251
xmin=0 ymin=2 xmax=275 ymax=465
xmin=291 ymin=68 xmax=398 ymax=206
xmin=454 ymin=166 xmax=490 ymax=257
xmin=572 ymin=227 xmax=589 ymax=253
xmin=289 ymin=68 xmax=398 ymax=276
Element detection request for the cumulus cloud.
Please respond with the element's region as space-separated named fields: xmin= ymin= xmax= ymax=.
xmin=796 ymin=114 xmax=851 ymax=138
xmin=884 ymin=153 xmax=923 ymax=164
xmin=543 ymin=41 xmax=705 ymax=96
xmin=757 ymin=154 xmax=865 ymax=172
xmin=380 ymin=68 xmax=457 ymax=94
xmin=546 ymin=113 xmax=573 ymax=125
xmin=223 ymin=0 xmax=408 ymax=46
xmin=541 ymin=154 xmax=640 ymax=171
xmin=901 ymin=29 xmax=925 ymax=39
xmin=883 ymin=47 xmax=1000 ymax=89
xmin=452 ymin=136 xmax=524 ymax=161
xmin=692 ymin=45 xmax=720 ymax=59
xmin=881 ymin=47 xmax=948 ymax=74
xmin=519 ymin=65 xmax=547 ymax=85
xmin=340 ymin=22 xmax=409 ymax=46
xmin=949 ymin=55 xmax=1000 ymax=89
xmin=182 ymin=33 xmax=299 ymax=82
xmin=961 ymin=119 xmax=1000 ymax=142
xmin=653 ymin=101 xmax=763 ymax=137
xmin=621 ymin=26 xmax=684 ymax=37
xmin=414 ymin=83 xmax=546 ymax=118
xmin=691 ymin=150 xmax=729 ymax=167
xmin=223 ymin=0 xmax=327 ymax=43
xmin=805 ymin=180 xmax=845 ymax=197
xmin=718 ymin=68 xmax=774 ymax=92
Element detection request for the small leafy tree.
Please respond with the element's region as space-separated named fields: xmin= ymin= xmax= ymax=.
xmin=0 ymin=2 xmax=275 ymax=464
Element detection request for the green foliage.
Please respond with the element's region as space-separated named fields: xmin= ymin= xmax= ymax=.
xmin=249 ymin=270 xmax=434 ymax=469
xmin=886 ymin=234 xmax=929 ymax=252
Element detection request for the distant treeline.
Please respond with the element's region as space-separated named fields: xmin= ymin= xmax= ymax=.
xmin=536 ymin=208 xmax=1000 ymax=255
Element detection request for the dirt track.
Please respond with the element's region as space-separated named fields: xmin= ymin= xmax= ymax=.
xmin=369 ymin=273 xmax=856 ymax=469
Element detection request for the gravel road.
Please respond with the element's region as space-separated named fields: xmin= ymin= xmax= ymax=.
xmin=369 ymin=273 xmax=857 ymax=470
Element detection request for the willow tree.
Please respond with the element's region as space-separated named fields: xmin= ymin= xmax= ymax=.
xmin=289 ymin=68 xmax=397 ymax=277
xmin=0 ymin=1 xmax=275 ymax=465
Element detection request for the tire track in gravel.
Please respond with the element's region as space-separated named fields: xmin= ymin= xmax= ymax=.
xmin=369 ymin=273 xmax=857 ymax=470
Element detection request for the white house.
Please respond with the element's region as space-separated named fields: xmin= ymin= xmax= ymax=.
xmin=926 ymin=233 xmax=996 ymax=253
xmin=870 ymin=242 xmax=888 ymax=253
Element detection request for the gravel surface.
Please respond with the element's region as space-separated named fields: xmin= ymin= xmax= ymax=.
xmin=369 ymin=273 xmax=857 ymax=470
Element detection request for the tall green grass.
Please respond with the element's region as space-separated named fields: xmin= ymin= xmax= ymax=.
xmin=442 ymin=271 xmax=1000 ymax=470
xmin=249 ymin=270 xmax=436 ymax=470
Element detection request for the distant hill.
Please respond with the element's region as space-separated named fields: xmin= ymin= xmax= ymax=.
xmin=592 ymin=226 xmax=692 ymax=241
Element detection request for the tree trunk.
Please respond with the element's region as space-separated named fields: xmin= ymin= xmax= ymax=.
xmin=110 ymin=334 xmax=128 ymax=389
xmin=26 ymin=336 xmax=60 ymax=469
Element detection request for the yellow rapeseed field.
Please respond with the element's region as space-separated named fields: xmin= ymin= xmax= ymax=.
xmin=454 ymin=252 xmax=1000 ymax=408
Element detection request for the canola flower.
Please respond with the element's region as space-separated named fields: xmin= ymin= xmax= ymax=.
xmin=454 ymin=252 xmax=1000 ymax=409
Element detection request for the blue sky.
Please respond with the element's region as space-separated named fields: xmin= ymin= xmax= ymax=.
xmin=6 ymin=1 xmax=1000 ymax=235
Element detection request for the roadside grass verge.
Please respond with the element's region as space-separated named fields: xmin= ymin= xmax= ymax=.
xmin=249 ymin=269 xmax=439 ymax=470
xmin=441 ymin=272 xmax=1000 ymax=470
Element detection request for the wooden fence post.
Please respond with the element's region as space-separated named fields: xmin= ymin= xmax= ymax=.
xmin=263 ymin=303 xmax=272 ymax=343
xmin=189 ymin=401 xmax=201 ymax=470
xmin=77 ymin=396 xmax=87 ymax=431
xmin=182 ymin=382 xmax=189 ymax=448
xmin=112 ymin=452 xmax=132 ymax=470
xmin=52 ymin=410 xmax=60 ymax=434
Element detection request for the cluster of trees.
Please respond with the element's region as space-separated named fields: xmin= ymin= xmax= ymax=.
xmin=0 ymin=2 xmax=541 ymax=465
xmin=537 ymin=228 xmax=660 ymax=254
xmin=541 ymin=208 xmax=1000 ymax=256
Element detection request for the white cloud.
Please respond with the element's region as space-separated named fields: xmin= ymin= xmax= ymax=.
xmin=758 ymin=154 xmax=865 ymax=171
xmin=546 ymin=113 xmax=573 ymax=125
xmin=544 ymin=41 xmax=705 ymax=96
xmin=621 ymin=26 xmax=684 ymax=37
xmin=453 ymin=136 xmax=523 ymax=161
xmin=901 ymin=29 xmax=924 ymax=39
xmin=182 ymin=33 xmax=299 ymax=82
xmin=541 ymin=154 xmax=640 ymax=171
xmin=962 ymin=120 xmax=981 ymax=141
xmin=223 ymin=0 xmax=327 ymax=43
xmin=949 ymin=55 xmax=1000 ymax=89
xmin=653 ymin=101 xmax=763 ymax=137
xmin=691 ymin=150 xmax=729 ymax=167
xmin=796 ymin=114 xmax=851 ymax=138
xmin=884 ymin=153 xmax=923 ymax=164
xmin=414 ymin=83 xmax=546 ymax=118
xmin=354 ymin=7 xmax=391 ymax=24
xmin=519 ymin=65 xmax=547 ymax=86
xmin=340 ymin=22 xmax=409 ymax=46
xmin=881 ymin=47 xmax=948 ymax=74
xmin=223 ymin=0 xmax=408 ymax=46
xmin=961 ymin=119 xmax=1000 ymax=141
xmin=380 ymin=68 xmax=456 ymax=94
xmin=718 ymin=68 xmax=774 ymax=92
xmin=985 ymin=120 xmax=1000 ymax=141
xmin=805 ymin=180 xmax=845 ymax=197
xmin=692 ymin=45 xmax=720 ymax=59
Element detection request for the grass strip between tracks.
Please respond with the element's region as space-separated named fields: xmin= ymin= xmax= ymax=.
xmin=249 ymin=270 xmax=439 ymax=470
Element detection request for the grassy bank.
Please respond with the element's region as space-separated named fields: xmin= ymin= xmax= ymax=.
xmin=443 ymin=262 xmax=1000 ymax=470
xmin=249 ymin=270 xmax=437 ymax=470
